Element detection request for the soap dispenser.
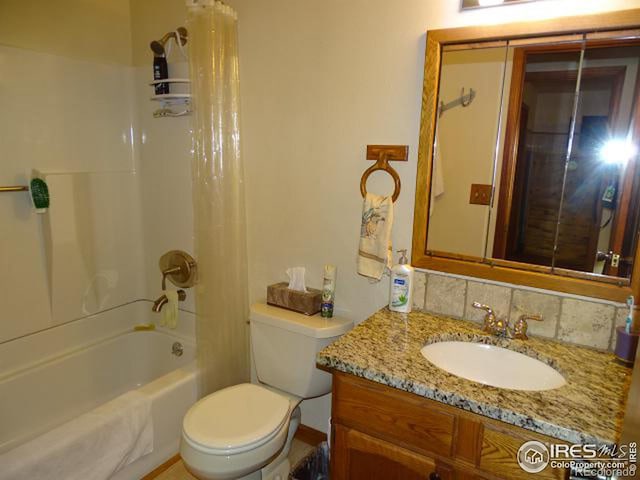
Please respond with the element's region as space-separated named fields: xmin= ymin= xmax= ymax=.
xmin=389 ymin=249 xmax=414 ymax=313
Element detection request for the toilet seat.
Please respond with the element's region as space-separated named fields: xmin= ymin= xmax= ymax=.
xmin=182 ymin=383 xmax=291 ymax=455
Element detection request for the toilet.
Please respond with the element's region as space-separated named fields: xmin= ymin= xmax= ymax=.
xmin=180 ymin=303 xmax=352 ymax=480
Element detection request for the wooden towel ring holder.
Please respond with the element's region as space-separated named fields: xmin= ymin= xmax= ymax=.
xmin=360 ymin=145 xmax=408 ymax=203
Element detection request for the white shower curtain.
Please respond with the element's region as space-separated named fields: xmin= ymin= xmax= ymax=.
xmin=187 ymin=0 xmax=250 ymax=397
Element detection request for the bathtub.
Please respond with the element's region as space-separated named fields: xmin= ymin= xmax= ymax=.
xmin=0 ymin=301 xmax=198 ymax=479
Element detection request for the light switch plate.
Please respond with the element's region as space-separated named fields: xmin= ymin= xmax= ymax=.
xmin=469 ymin=184 xmax=492 ymax=206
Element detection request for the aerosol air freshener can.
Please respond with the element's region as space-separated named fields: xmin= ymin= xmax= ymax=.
xmin=321 ymin=265 xmax=337 ymax=318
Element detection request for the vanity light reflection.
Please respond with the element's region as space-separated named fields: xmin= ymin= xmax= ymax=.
xmin=600 ymin=139 xmax=637 ymax=166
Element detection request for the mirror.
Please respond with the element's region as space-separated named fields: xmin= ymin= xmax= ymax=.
xmin=426 ymin=38 xmax=640 ymax=283
xmin=413 ymin=12 xmax=640 ymax=301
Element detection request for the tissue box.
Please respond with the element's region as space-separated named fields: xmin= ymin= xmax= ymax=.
xmin=267 ymin=282 xmax=322 ymax=316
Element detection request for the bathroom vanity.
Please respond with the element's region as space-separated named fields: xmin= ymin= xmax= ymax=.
xmin=330 ymin=372 xmax=561 ymax=480
xmin=317 ymin=309 xmax=630 ymax=480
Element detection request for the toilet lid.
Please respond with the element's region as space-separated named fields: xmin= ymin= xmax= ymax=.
xmin=182 ymin=383 xmax=290 ymax=454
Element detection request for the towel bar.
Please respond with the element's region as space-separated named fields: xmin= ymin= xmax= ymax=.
xmin=0 ymin=186 xmax=28 ymax=193
xmin=360 ymin=145 xmax=408 ymax=202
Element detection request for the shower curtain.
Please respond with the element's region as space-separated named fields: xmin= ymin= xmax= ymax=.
xmin=187 ymin=0 xmax=250 ymax=396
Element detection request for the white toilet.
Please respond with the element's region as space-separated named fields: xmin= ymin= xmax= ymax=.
xmin=180 ymin=303 xmax=352 ymax=480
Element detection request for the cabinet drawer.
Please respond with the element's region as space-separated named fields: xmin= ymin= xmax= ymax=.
xmin=333 ymin=373 xmax=455 ymax=457
xmin=480 ymin=425 xmax=565 ymax=480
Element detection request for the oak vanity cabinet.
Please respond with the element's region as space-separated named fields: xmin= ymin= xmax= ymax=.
xmin=330 ymin=372 xmax=568 ymax=480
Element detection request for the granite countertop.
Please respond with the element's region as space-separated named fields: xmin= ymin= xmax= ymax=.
xmin=317 ymin=308 xmax=632 ymax=446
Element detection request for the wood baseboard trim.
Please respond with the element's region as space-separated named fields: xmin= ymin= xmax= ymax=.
xmin=295 ymin=424 xmax=327 ymax=446
xmin=141 ymin=453 xmax=181 ymax=479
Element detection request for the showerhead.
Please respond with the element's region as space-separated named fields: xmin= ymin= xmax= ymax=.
xmin=150 ymin=27 xmax=188 ymax=56
xmin=150 ymin=40 xmax=165 ymax=56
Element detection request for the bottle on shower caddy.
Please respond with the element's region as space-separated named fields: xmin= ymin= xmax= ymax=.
xmin=153 ymin=53 xmax=170 ymax=95
xmin=389 ymin=249 xmax=414 ymax=313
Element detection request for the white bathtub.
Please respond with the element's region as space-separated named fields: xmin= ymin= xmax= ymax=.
xmin=0 ymin=301 xmax=198 ymax=479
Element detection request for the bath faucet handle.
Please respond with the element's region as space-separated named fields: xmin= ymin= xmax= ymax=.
xmin=161 ymin=266 xmax=182 ymax=290
xmin=472 ymin=302 xmax=497 ymax=333
xmin=512 ymin=314 xmax=543 ymax=340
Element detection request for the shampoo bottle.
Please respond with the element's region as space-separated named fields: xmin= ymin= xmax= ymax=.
xmin=153 ymin=54 xmax=169 ymax=95
xmin=389 ymin=249 xmax=414 ymax=313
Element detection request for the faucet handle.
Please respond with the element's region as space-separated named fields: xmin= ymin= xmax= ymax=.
xmin=472 ymin=302 xmax=494 ymax=315
xmin=513 ymin=314 xmax=542 ymax=340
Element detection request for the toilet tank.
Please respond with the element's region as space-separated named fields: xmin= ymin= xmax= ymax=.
xmin=250 ymin=303 xmax=352 ymax=398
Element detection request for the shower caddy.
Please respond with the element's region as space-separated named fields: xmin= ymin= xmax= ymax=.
xmin=150 ymin=27 xmax=191 ymax=118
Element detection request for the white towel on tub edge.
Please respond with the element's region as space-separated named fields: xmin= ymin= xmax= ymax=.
xmin=0 ymin=390 xmax=154 ymax=480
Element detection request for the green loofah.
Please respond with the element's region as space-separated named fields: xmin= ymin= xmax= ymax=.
xmin=29 ymin=178 xmax=49 ymax=212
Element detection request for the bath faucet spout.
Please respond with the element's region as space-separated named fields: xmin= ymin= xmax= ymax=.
xmin=152 ymin=290 xmax=186 ymax=312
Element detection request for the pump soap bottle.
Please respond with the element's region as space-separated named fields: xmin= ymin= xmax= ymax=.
xmin=389 ymin=249 xmax=414 ymax=313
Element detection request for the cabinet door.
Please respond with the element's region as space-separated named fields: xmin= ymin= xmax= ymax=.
xmin=480 ymin=425 xmax=566 ymax=480
xmin=332 ymin=424 xmax=452 ymax=480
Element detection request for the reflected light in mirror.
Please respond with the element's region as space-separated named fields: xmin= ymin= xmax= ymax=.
xmin=478 ymin=0 xmax=505 ymax=5
xmin=600 ymin=139 xmax=637 ymax=166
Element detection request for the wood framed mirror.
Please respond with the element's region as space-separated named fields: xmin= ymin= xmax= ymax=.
xmin=412 ymin=9 xmax=640 ymax=302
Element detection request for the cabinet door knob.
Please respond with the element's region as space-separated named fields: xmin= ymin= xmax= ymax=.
xmin=429 ymin=473 xmax=441 ymax=480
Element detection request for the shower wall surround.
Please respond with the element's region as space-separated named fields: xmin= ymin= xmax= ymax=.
xmin=0 ymin=41 xmax=144 ymax=344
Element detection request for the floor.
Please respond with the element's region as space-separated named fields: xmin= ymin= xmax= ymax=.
xmin=153 ymin=439 xmax=316 ymax=480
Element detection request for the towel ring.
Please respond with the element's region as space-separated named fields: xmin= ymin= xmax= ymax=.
xmin=360 ymin=152 xmax=402 ymax=202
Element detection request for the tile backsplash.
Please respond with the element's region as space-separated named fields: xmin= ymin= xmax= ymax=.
xmin=413 ymin=269 xmax=627 ymax=352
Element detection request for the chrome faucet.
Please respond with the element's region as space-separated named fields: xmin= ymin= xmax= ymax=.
xmin=471 ymin=302 xmax=542 ymax=340
xmin=152 ymin=289 xmax=186 ymax=312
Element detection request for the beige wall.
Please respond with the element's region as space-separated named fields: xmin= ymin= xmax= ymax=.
xmin=230 ymin=0 xmax=640 ymax=320
xmin=0 ymin=0 xmax=133 ymax=64
xmin=4 ymin=0 xmax=639 ymax=434
xmin=230 ymin=0 xmax=640 ymax=430
xmin=130 ymin=0 xmax=187 ymax=66
xmin=127 ymin=0 xmax=640 ymax=431
xmin=232 ymin=0 xmax=640 ymax=320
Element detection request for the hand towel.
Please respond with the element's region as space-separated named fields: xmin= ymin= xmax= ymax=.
xmin=0 ymin=391 xmax=153 ymax=480
xmin=358 ymin=193 xmax=393 ymax=280
xmin=162 ymin=289 xmax=179 ymax=329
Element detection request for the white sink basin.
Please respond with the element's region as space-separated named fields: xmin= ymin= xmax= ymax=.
xmin=420 ymin=341 xmax=566 ymax=391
